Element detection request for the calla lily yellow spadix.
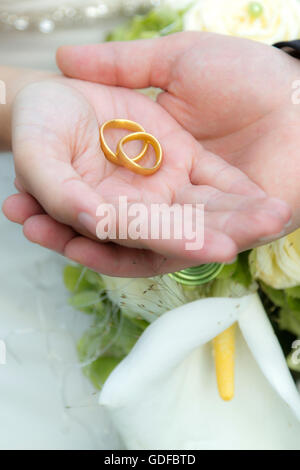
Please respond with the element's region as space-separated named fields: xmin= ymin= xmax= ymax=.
xmin=213 ymin=325 xmax=235 ymax=401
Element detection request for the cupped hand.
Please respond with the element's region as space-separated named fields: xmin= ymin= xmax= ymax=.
xmin=3 ymin=70 xmax=290 ymax=276
xmin=56 ymin=32 xmax=300 ymax=222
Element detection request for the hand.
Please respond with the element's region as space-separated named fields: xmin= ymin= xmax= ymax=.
xmin=2 ymin=71 xmax=290 ymax=276
xmin=56 ymin=32 xmax=300 ymax=225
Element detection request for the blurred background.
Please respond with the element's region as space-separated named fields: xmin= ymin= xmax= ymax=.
xmin=1 ymin=0 xmax=300 ymax=449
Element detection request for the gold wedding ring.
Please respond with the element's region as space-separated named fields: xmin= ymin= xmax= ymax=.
xmin=99 ymin=119 xmax=162 ymax=176
xmin=116 ymin=131 xmax=162 ymax=176
xmin=100 ymin=119 xmax=148 ymax=164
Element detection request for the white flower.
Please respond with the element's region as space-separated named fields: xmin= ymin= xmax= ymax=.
xmin=183 ymin=0 xmax=300 ymax=45
xmin=99 ymin=294 xmax=300 ymax=449
xmin=250 ymin=229 xmax=300 ymax=289
xmin=101 ymin=273 xmax=206 ymax=322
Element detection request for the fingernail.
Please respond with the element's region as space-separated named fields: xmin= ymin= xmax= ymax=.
xmin=78 ymin=212 xmax=96 ymax=235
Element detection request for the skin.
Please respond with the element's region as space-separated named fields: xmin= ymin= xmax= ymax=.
xmin=3 ymin=32 xmax=298 ymax=277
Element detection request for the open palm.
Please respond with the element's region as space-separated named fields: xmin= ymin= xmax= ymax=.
xmin=57 ymin=32 xmax=300 ymax=225
xmin=4 ymin=65 xmax=290 ymax=276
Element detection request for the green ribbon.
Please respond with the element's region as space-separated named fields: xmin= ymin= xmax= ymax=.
xmin=169 ymin=263 xmax=224 ymax=286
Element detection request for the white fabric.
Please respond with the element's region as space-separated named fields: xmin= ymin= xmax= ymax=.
xmin=0 ymin=1 xmax=130 ymax=448
xmin=0 ymin=153 xmax=120 ymax=449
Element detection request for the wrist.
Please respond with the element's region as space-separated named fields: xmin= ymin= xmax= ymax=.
xmin=0 ymin=67 xmax=59 ymax=151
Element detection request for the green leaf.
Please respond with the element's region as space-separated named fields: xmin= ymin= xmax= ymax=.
xmin=126 ymin=315 xmax=150 ymax=331
xmin=64 ymin=264 xmax=149 ymax=389
xmin=77 ymin=312 xmax=147 ymax=364
xmin=106 ymin=6 xmax=186 ymax=42
xmin=82 ymin=315 xmax=148 ymax=387
xmin=68 ymin=290 xmax=101 ymax=313
xmin=160 ymin=17 xmax=184 ymax=35
xmin=85 ymin=270 xmax=105 ymax=288
xmin=63 ymin=265 xmax=92 ymax=293
xmin=217 ymin=260 xmax=238 ymax=280
xmin=278 ymin=307 xmax=300 ymax=337
xmin=64 ymin=264 xmax=105 ymax=293
xmin=110 ymin=315 xmax=147 ymax=356
xmin=77 ymin=325 xmax=107 ymax=363
xmin=286 ymin=295 xmax=300 ymax=312
xmin=139 ymin=30 xmax=160 ymax=39
xmin=285 ymin=286 xmax=300 ymax=299
xmin=260 ymin=282 xmax=286 ymax=308
xmin=232 ymin=251 xmax=252 ymax=288
xmin=83 ymin=356 xmax=124 ymax=390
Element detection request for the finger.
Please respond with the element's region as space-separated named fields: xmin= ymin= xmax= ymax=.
xmin=176 ymin=183 xmax=291 ymax=249
xmin=79 ymin=196 xmax=238 ymax=264
xmin=56 ymin=33 xmax=196 ymax=90
xmin=205 ymin=208 xmax=289 ymax=251
xmin=191 ymin=149 xmax=268 ymax=198
xmin=175 ymin=184 xmax=265 ymax=211
xmin=140 ymin=226 xmax=237 ymax=264
xmin=2 ymin=193 xmax=44 ymax=224
xmin=176 ymin=184 xmax=291 ymax=220
xmin=190 ymin=147 xmax=291 ymax=226
xmin=23 ymin=214 xmax=77 ymax=254
xmin=64 ymin=236 xmax=235 ymax=278
xmin=22 ymin=213 xmax=223 ymax=277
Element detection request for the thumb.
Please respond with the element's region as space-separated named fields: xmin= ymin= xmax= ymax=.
xmin=15 ymin=151 xmax=104 ymax=236
xmin=56 ymin=32 xmax=196 ymax=90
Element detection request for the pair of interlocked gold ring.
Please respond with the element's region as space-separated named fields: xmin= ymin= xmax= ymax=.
xmin=99 ymin=119 xmax=162 ymax=176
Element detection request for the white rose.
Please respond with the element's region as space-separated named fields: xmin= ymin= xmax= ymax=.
xmin=183 ymin=0 xmax=300 ymax=45
xmin=250 ymin=229 xmax=300 ymax=289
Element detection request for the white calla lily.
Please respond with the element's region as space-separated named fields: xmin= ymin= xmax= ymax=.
xmin=99 ymin=293 xmax=300 ymax=450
